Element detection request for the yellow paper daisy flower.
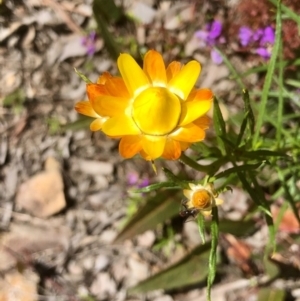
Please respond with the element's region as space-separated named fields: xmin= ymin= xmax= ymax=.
xmin=75 ymin=50 xmax=212 ymax=160
xmin=181 ymin=183 xmax=223 ymax=217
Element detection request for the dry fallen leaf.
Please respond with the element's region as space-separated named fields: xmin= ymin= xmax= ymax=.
xmin=272 ymin=205 xmax=300 ymax=234
xmin=221 ymin=233 xmax=258 ymax=275
xmin=0 ymin=270 xmax=39 ymax=301
xmin=15 ymin=157 xmax=66 ymax=218
xmin=0 ymin=222 xmax=70 ymax=272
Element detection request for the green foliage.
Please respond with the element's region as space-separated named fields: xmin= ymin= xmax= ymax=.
xmin=2 ymin=89 xmax=26 ymax=114
xmin=72 ymin=0 xmax=300 ymax=298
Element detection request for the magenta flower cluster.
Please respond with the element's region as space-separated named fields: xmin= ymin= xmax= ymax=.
xmin=81 ymin=31 xmax=97 ymax=57
xmin=195 ymin=20 xmax=275 ymax=64
xmin=238 ymin=26 xmax=275 ymax=59
xmin=194 ymin=20 xmax=225 ymax=65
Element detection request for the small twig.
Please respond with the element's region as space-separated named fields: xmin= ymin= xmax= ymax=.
xmin=42 ymin=0 xmax=82 ymax=34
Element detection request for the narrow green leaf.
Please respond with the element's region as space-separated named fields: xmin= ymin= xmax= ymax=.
xmin=250 ymin=175 xmax=275 ymax=254
xmin=243 ymin=149 xmax=288 ymax=158
xmin=277 ymin=168 xmax=300 ymax=225
xmin=130 ymin=243 xmax=211 ymax=293
xmin=162 ymin=167 xmax=186 ymax=188
xmin=268 ymin=0 xmax=300 ymax=27
xmin=197 ymin=215 xmax=206 ymax=244
xmin=236 ymin=111 xmax=250 ymax=147
xmin=114 ymin=191 xmax=180 ymax=243
xmin=276 ymin=41 xmax=284 ymax=143
xmin=74 ymin=68 xmax=92 ymax=83
xmin=63 ymin=116 xmax=93 ymax=131
xmin=207 ymin=206 xmax=219 ymax=301
xmin=213 ymin=162 xmax=263 ymax=181
xmin=242 ymin=89 xmax=255 ymax=135
xmin=93 ymin=0 xmax=121 ymax=60
xmin=180 ymin=153 xmax=214 ymax=173
xmin=93 ymin=0 xmax=123 ymax=23
xmin=213 ymin=97 xmax=226 ymax=155
xmin=253 ymin=0 xmax=282 ymax=146
xmin=134 ymin=181 xmax=180 ymax=193
xmin=237 ymin=172 xmax=271 ymax=216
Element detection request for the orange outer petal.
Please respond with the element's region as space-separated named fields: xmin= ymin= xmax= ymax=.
xmin=86 ymin=83 xmax=108 ymax=101
xmin=168 ymin=61 xmax=201 ymax=100
xmin=97 ymin=72 xmax=112 ymax=84
xmin=119 ymin=135 xmax=142 ymax=158
xmin=90 ymin=118 xmax=105 ymax=131
xmin=166 ymin=61 xmax=182 ymax=82
xmin=90 ymin=95 xmax=130 ymax=117
xmin=162 ymin=139 xmax=182 ymax=160
xmin=75 ymin=101 xmax=99 ymax=118
xmin=143 ymin=50 xmax=167 ymax=85
xmin=117 ymin=53 xmax=150 ymax=96
xmin=141 ymin=135 xmax=166 ymax=160
xmin=102 ymin=114 xmax=140 ymax=137
xmin=180 ymin=141 xmax=191 ymax=151
xmin=193 ymin=115 xmax=211 ymax=130
xmin=170 ymin=123 xmax=206 ymax=142
xmin=104 ymin=76 xmax=130 ymax=98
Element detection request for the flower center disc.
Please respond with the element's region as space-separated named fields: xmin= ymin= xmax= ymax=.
xmin=132 ymin=87 xmax=181 ymax=136
xmin=192 ymin=189 xmax=211 ymax=209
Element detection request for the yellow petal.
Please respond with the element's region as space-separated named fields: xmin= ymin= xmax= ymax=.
xmin=119 ymin=136 xmax=142 ymax=158
xmin=75 ymin=101 xmax=99 ymax=118
xmin=215 ymin=198 xmax=224 ymax=206
xmin=86 ymin=84 xmax=108 ymax=101
xmin=201 ymin=209 xmax=212 ymax=216
xmin=166 ymin=61 xmax=181 ymax=82
xmin=162 ymin=139 xmax=181 ymax=160
xmin=171 ymin=123 xmax=206 ymax=142
xmin=143 ymin=50 xmax=167 ymax=85
xmin=183 ymin=189 xmax=193 ymax=199
xmin=179 ymin=93 xmax=212 ymax=126
xmin=90 ymin=118 xmax=105 ymax=131
xmin=90 ymin=95 xmax=130 ymax=117
xmin=168 ymin=61 xmax=201 ymax=100
xmin=141 ymin=135 xmax=166 ymax=160
xmin=102 ymin=114 xmax=140 ymax=136
xmin=104 ymin=76 xmax=130 ymax=98
xmin=117 ymin=53 xmax=150 ymax=96
xmin=139 ymin=149 xmax=152 ymax=161
xmin=189 ymin=183 xmax=197 ymax=190
xmin=193 ymin=115 xmax=211 ymax=130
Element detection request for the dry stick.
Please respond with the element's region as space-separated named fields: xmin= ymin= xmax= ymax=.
xmin=42 ymin=0 xmax=82 ymax=34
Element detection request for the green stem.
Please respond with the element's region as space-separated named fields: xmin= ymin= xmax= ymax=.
xmin=180 ymin=153 xmax=212 ymax=173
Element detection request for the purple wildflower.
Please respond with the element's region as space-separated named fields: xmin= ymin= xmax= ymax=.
xmin=127 ymin=173 xmax=138 ymax=186
xmin=211 ymin=48 xmax=223 ymax=65
xmin=252 ymin=29 xmax=264 ymax=41
xmin=255 ymin=47 xmax=271 ymax=59
xmin=81 ymin=31 xmax=97 ymax=56
xmin=238 ymin=26 xmax=253 ymax=46
xmin=238 ymin=25 xmax=274 ymax=60
xmin=195 ymin=20 xmax=225 ymax=64
xmin=127 ymin=172 xmax=150 ymax=188
xmin=138 ymin=178 xmax=150 ymax=188
xmin=260 ymin=26 xmax=275 ymax=46
xmin=207 ymin=20 xmax=223 ymax=43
